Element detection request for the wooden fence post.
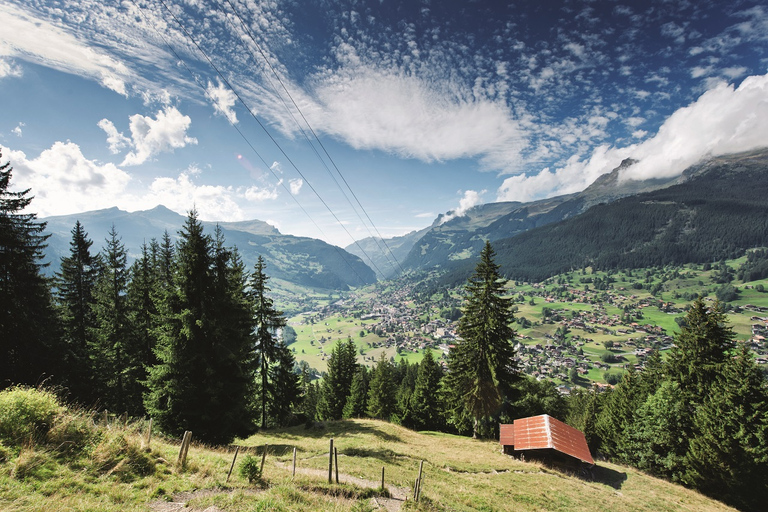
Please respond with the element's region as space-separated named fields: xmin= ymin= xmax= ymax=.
xmin=144 ymin=418 xmax=153 ymax=452
xmin=260 ymin=444 xmax=268 ymax=475
xmin=177 ymin=430 xmax=192 ymax=468
xmin=292 ymin=447 xmax=297 ymax=477
xmin=334 ymin=447 xmax=339 ymax=484
xmin=328 ymin=438 xmax=334 ymax=484
xmin=226 ymin=446 xmax=240 ymax=483
xmin=381 ymin=466 xmax=385 ymax=490
xmin=415 ymin=460 xmax=424 ymax=501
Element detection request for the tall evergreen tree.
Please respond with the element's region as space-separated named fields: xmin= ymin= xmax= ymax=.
xmin=405 ymin=350 xmax=445 ymax=431
xmin=317 ymin=338 xmax=358 ymax=420
xmin=251 ymin=256 xmax=295 ymax=428
xmin=126 ymin=242 xmax=159 ymax=398
xmin=343 ymin=366 xmax=369 ymax=419
xmin=444 ymin=241 xmax=519 ymax=437
xmin=0 ymin=151 xmax=56 ymax=387
xmin=91 ymin=226 xmax=134 ymax=414
xmin=684 ymin=344 xmax=768 ymax=511
xmin=53 ymin=220 xmax=100 ymax=401
xmin=367 ymin=354 xmax=396 ymax=420
xmin=145 ymin=211 xmax=256 ymax=444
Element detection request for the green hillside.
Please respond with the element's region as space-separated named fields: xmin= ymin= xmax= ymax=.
xmin=0 ymin=389 xmax=737 ymax=512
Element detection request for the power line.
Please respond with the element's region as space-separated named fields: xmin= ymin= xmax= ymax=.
xmin=216 ymin=0 xmax=405 ymax=277
xmin=151 ymin=0 xmax=389 ymax=280
xmin=132 ymin=0 xmax=372 ymax=285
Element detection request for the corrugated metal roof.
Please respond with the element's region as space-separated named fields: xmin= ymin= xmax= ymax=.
xmin=500 ymin=414 xmax=594 ymax=465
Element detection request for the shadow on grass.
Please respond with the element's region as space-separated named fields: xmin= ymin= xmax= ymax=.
xmin=590 ymin=464 xmax=628 ymax=490
xmin=259 ymin=419 xmax=402 ymax=444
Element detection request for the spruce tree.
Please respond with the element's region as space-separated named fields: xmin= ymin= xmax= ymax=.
xmin=406 ymin=350 xmax=445 ymax=430
xmin=53 ymin=220 xmax=100 ymax=401
xmin=367 ymin=354 xmax=396 ymax=420
xmin=145 ymin=211 xmax=256 ymax=444
xmin=445 ymin=241 xmax=519 ymax=437
xmin=343 ymin=366 xmax=369 ymax=419
xmin=125 ymin=242 xmax=159 ymax=399
xmin=250 ymin=255 xmax=286 ymax=427
xmin=0 ymin=150 xmax=56 ymax=387
xmin=317 ymin=338 xmax=358 ymax=420
xmin=684 ymin=344 xmax=768 ymax=511
xmin=91 ymin=226 xmax=134 ymax=414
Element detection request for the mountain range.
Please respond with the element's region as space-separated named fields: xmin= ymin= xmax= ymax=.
xmin=40 ymin=206 xmax=376 ymax=289
xmin=40 ymin=147 xmax=768 ymax=289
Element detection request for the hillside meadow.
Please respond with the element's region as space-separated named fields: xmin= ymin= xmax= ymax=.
xmin=0 ymin=388 xmax=736 ymax=512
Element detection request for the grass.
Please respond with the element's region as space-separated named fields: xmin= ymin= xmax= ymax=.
xmin=0 ymin=388 xmax=738 ymax=512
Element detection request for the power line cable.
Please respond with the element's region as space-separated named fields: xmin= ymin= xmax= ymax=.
xmin=152 ymin=0 xmax=388 ymax=280
xmin=131 ymin=0 xmax=372 ymax=285
xmin=218 ymin=0 xmax=405 ymax=277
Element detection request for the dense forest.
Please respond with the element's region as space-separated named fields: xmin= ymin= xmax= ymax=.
xmin=2 ymin=151 xmax=768 ymax=511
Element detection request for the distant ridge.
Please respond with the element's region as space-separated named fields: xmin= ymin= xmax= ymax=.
xmin=41 ymin=206 xmax=375 ymax=290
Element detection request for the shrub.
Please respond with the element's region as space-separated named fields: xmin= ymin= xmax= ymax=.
xmin=0 ymin=387 xmax=63 ymax=446
xmin=0 ymin=440 xmax=13 ymax=463
xmin=239 ymin=454 xmax=262 ymax=483
xmin=46 ymin=410 xmax=101 ymax=456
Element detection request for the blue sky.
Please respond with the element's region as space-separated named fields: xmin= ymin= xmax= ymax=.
xmin=1 ymin=0 xmax=767 ymax=248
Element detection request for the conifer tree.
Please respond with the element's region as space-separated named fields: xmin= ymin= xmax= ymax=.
xmin=126 ymin=242 xmax=159 ymax=393
xmin=406 ymin=350 xmax=445 ymax=430
xmin=343 ymin=366 xmax=369 ymax=419
xmin=91 ymin=226 xmax=135 ymax=414
xmin=684 ymin=344 xmax=768 ymax=511
xmin=250 ymin=254 xmax=299 ymax=427
xmin=317 ymin=338 xmax=358 ymax=420
xmin=0 ymin=151 xmax=55 ymax=387
xmin=444 ymin=241 xmax=519 ymax=437
xmin=145 ymin=211 xmax=256 ymax=443
xmin=367 ymin=354 xmax=396 ymax=420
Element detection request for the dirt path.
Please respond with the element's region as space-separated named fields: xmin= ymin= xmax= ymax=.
xmin=147 ymin=462 xmax=412 ymax=512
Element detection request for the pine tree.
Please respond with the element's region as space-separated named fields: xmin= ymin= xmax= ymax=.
xmin=125 ymin=242 xmax=159 ymax=397
xmin=317 ymin=338 xmax=358 ymax=420
xmin=267 ymin=342 xmax=302 ymax=426
xmin=91 ymin=226 xmax=134 ymax=414
xmin=343 ymin=366 xmax=369 ymax=419
xmin=145 ymin=211 xmax=256 ymax=444
xmin=0 ymin=150 xmax=56 ymax=387
xmin=406 ymin=350 xmax=445 ymax=430
xmin=53 ymin=220 xmax=100 ymax=401
xmin=445 ymin=241 xmax=519 ymax=437
xmin=684 ymin=344 xmax=768 ymax=511
xmin=367 ymin=354 xmax=396 ymax=420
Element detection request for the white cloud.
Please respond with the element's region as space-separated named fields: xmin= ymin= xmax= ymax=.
xmin=496 ymin=73 xmax=768 ymax=201
xmin=144 ymin=170 xmax=245 ymax=221
xmin=0 ymin=3 xmax=129 ymax=95
xmin=121 ymin=107 xmax=198 ymax=166
xmin=206 ymin=80 xmax=238 ymax=124
xmin=0 ymin=58 xmax=22 ymax=78
xmin=289 ymin=178 xmax=303 ymax=195
xmin=243 ymin=185 xmax=279 ymax=202
xmin=97 ymin=119 xmax=130 ymax=154
xmin=2 ymin=141 xmax=131 ymax=216
xmin=309 ymin=65 xmax=524 ymax=170
xmin=440 ymin=190 xmax=485 ymax=224
xmin=691 ymin=66 xmax=713 ymax=78
xmin=11 ymin=122 xmax=24 ymax=137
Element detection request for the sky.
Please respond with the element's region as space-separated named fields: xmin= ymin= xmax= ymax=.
xmin=1 ymin=0 xmax=767 ymax=249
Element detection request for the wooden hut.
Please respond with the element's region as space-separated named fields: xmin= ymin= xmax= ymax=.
xmin=500 ymin=414 xmax=594 ymax=466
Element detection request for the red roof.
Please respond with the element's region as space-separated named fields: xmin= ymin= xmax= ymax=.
xmin=500 ymin=414 xmax=594 ymax=465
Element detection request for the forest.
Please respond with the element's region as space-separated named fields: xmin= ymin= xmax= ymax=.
xmin=2 ymin=151 xmax=768 ymax=511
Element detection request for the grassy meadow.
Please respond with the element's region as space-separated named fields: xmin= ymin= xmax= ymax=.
xmin=0 ymin=387 xmax=738 ymax=512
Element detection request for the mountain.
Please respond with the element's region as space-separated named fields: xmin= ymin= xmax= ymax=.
xmin=491 ymin=147 xmax=768 ymax=281
xmin=344 ymin=225 xmax=431 ymax=279
xmin=391 ymin=156 xmax=689 ymax=273
xmin=41 ymin=205 xmax=376 ymax=290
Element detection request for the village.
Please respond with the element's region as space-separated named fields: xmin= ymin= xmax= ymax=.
xmin=287 ymin=267 xmax=768 ymax=388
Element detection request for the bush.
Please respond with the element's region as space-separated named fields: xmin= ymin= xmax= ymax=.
xmin=0 ymin=440 xmax=12 ymax=463
xmin=46 ymin=410 xmax=100 ymax=456
xmin=0 ymin=387 xmax=63 ymax=446
xmin=239 ymin=454 xmax=263 ymax=483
